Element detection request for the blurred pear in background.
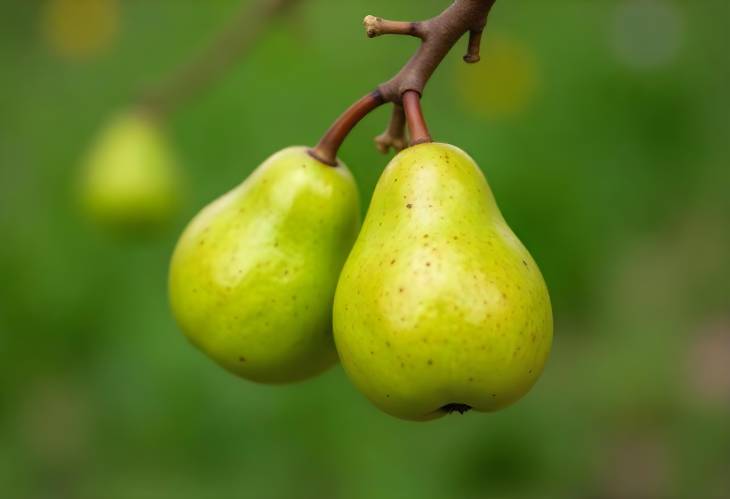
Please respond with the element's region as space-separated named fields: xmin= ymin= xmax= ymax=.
xmin=79 ymin=110 xmax=184 ymax=235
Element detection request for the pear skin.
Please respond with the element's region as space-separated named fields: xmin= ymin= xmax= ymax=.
xmin=333 ymin=143 xmax=552 ymax=420
xmin=80 ymin=110 xmax=183 ymax=234
xmin=169 ymin=147 xmax=360 ymax=383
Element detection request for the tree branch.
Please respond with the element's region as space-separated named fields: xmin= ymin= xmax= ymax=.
xmin=376 ymin=0 xmax=495 ymax=102
xmin=138 ymin=0 xmax=301 ymax=119
xmin=311 ymin=0 xmax=497 ymax=165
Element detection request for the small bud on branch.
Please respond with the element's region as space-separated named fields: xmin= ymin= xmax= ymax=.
xmin=364 ymin=15 xmax=423 ymax=39
xmin=464 ymin=29 xmax=485 ymax=63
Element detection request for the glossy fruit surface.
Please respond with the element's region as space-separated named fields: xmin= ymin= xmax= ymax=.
xmin=333 ymin=143 xmax=552 ymax=420
xmin=169 ymin=147 xmax=360 ymax=383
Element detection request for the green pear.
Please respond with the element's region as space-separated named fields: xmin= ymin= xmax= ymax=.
xmin=169 ymin=147 xmax=360 ymax=383
xmin=79 ymin=110 xmax=183 ymax=233
xmin=333 ymin=143 xmax=552 ymax=421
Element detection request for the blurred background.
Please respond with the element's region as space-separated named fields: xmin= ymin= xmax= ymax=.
xmin=1 ymin=0 xmax=729 ymax=498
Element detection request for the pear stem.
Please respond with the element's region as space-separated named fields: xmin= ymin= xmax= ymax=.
xmin=309 ymin=91 xmax=386 ymax=166
xmin=138 ymin=0 xmax=301 ymax=119
xmin=313 ymin=0 xmax=496 ymax=161
xmin=403 ymin=90 xmax=432 ymax=146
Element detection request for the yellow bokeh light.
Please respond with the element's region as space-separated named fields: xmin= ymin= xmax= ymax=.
xmin=41 ymin=0 xmax=119 ymax=61
xmin=454 ymin=34 xmax=539 ymax=120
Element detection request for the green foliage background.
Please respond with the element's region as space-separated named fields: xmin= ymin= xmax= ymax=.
xmin=1 ymin=1 xmax=728 ymax=498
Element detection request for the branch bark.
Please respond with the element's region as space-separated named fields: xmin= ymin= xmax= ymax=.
xmin=138 ymin=0 xmax=301 ymax=119
xmin=376 ymin=0 xmax=494 ymax=102
xmin=311 ymin=0 xmax=497 ymax=165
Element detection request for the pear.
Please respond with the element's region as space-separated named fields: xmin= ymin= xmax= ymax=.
xmin=333 ymin=143 xmax=552 ymax=420
xmin=79 ymin=110 xmax=183 ymax=234
xmin=169 ymin=147 xmax=360 ymax=383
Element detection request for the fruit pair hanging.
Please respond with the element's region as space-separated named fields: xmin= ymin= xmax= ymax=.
xmin=169 ymin=0 xmax=553 ymax=421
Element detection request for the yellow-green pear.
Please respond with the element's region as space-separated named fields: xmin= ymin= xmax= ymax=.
xmin=79 ymin=110 xmax=182 ymax=233
xmin=333 ymin=143 xmax=552 ymax=421
xmin=169 ymin=147 xmax=360 ymax=383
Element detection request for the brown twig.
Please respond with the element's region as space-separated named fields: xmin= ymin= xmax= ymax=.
xmin=363 ymin=15 xmax=421 ymax=38
xmin=310 ymin=0 xmax=496 ymax=165
xmin=464 ymin=29 xmax=485 ymax=63
xmin=138 ymin=0 xmax=301 ymax=119
xmin=374 ymin=103 xmax=408 ymax=154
